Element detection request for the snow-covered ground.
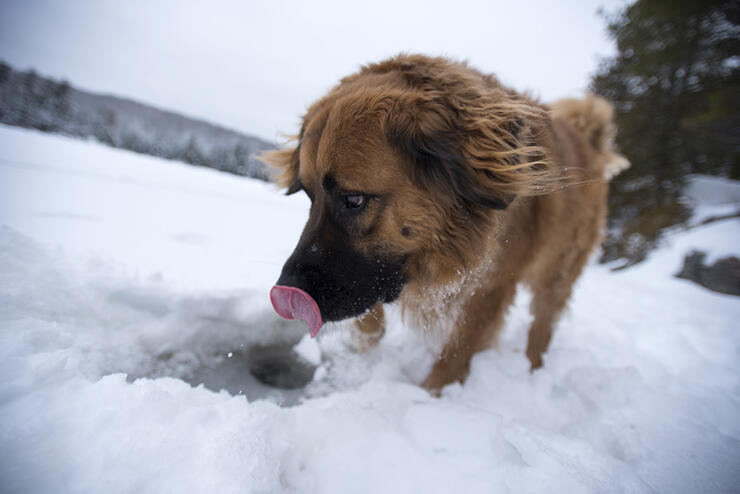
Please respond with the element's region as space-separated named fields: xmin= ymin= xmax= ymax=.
xmin=1 ymin=124 xmax=738 ymax=493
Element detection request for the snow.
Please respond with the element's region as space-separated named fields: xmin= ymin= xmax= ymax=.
xmin=684 ymin=174 xmax=740 ymax=208
xmin=293 ymin=334 xmax=322 ymax=366
xmin=1 ymin=123 xmax=739 ymax=493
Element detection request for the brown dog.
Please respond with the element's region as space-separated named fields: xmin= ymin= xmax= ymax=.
xmin=263 ymin=54 xmax=628 ymax=392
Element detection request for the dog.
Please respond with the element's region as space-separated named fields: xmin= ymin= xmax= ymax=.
xmin=262 ymin=54 xmax=628 ymax=392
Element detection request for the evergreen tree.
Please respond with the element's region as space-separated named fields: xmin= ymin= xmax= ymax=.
xmin=19 ymin=69 xmax=40 ymax=125
xmin=54 ymin=80 xmax=71 ymax=116
xmin=183 ymin=136 xmax=204 ymax=166
xmin=0 ymin=61 xmax=10 ymax=84
xmin=592 ymin=0 xmax=739 ymax=265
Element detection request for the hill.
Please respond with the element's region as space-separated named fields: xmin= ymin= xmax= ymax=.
xmin=0 ymin=61 xmax=273 ymax=179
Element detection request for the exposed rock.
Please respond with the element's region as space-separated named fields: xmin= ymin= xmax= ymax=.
xmin=676 ymin=250 xmax=740 ymax=296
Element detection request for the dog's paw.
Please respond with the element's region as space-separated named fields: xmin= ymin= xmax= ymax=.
xmin=526 ymin=348 xmax=544 ymax=371
xmin=348 ymin=304 xmax=386 ymax=353
xmin=420 ymin=374 xmax=445 ymax=397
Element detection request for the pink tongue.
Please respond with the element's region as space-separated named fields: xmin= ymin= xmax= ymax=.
xmin=270 ymin=285 xmax=324 ymax=337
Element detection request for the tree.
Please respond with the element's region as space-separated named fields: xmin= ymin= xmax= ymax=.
xmin=183 ymin=136 xmax=205 ymax=166
xmin=19 ymin=69 xmax=41 ymax=125
xmin=591 ymin=0 xmax=739 ymax=265
xmin=0 ymin=61 xmax=10 ymax=84
xmin=54 ymin=80 xmax=71 ymax=116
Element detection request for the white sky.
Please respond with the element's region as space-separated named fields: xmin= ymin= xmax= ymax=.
xmin=0 ymin=0 xmax=628 ymax=141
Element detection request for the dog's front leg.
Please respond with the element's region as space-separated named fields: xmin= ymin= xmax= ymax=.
xmin=422 ymin=283 xmax=517 ymax=394
xmin=349 ymin=303 xmax=385 ymax=352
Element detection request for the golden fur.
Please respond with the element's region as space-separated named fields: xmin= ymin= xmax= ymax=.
xmin=261 ymin=54 xmax=627 ymax=392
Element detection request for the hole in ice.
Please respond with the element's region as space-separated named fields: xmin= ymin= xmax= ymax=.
xmin=136 ymin=341 xmax=317 ymax=406
xmin=117 ymin=297 xmax=318 ymax=406
xmin=156 ymin=342 xmax=317 ymax=405
xmin=112 ymin=294 xmax=321 ymax=406
xmin=247 ymin=343 xmax=316 ymax=389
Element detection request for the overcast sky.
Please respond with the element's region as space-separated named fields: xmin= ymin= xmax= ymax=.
xmin=0 ymin=0 xmax=628 ymax=141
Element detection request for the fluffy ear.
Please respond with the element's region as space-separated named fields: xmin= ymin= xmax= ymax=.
xmin=257 ymin=137 xmax=301 ymax=194
xmin=390 ymin=121 xmax=511 ymax=209
xmin=385 ymin=77 xmax=556 ymax=210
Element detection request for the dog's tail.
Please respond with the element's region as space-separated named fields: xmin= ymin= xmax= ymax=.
xmin=551 ymin=95 xmax=630 ymax=180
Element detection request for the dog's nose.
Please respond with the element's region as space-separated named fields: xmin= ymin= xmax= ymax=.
xmin=270 ymin=285 xmax=323 ymax=337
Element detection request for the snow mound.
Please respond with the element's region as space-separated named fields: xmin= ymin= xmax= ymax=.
xmin=1 ymin=125 xmax=739 ymax=493
xmin=684 ymin=174 xmax=740 ymax=207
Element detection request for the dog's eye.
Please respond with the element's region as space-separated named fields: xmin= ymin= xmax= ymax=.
xmin=344 ymin=194 xmax=367 ymax=210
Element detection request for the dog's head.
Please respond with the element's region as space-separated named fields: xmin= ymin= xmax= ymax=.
xmin=261 ymin=54 xmax=554 ymax=336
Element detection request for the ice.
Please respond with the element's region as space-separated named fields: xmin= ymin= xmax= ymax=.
xmin=1 ymin=124 xmax=739 ymax=493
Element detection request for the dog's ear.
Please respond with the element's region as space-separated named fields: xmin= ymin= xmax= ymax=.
xmin=390 ymin=120 xmax=512 ymax=210
xmin=386 ymin=76 xmax=555 ymax=210
xmin=258 ymin=136 xmax=301 ymax=194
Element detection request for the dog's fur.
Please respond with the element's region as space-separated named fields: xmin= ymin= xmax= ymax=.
xmin=262 ymin=54 xmax=628 ymax=392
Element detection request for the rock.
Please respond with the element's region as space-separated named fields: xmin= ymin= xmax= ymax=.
xmin=676 ymin=250 xmax=740 ymax=296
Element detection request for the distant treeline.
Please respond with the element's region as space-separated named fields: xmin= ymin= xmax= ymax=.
xmin=0 ymin=61 xmax=273 ymax=180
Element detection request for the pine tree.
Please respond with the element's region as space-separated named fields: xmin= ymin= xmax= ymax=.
xmin=183 ymin=136 xmax=204 ymax=166
xmin=0 ymin=62 xmax=10 ymax=84
xmin=54 ymin=80 xmax=71 ymax=117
